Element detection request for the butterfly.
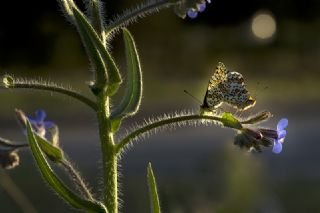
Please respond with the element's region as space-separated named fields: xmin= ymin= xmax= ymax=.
xmin=201 ymin=62 xmax=256 ymax=112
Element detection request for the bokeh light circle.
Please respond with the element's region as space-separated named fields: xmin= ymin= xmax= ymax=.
xmin=251 ymin=11 xmax=276 ymax=40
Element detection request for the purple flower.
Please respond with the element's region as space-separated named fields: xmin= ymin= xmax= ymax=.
xmin=272 ymin=118 xmax=288 ymax=153
xmin=185 ymin=0 xmax=212 ymax=19
xmin=234 ymin=118 xmax=288 ymax=153
xmin=187 ymin=9 xmax=198 ymax=18
xmin=259 ymin=118 xmax=288 ymax=154
xmin=28 ymin=110 xmax=55 ymax=138
xmin=198 ymin=3 xmax=206 ymax=12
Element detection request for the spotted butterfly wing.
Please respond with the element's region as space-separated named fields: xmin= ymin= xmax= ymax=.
xmin=201 ymin=62 xmax=226 ymax=110
xmin=223 ymin=71 xmax=256 ymax=110
xmin=201 ymin=62 xmax=256 ymax=112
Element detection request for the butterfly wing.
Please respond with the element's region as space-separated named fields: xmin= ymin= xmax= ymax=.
xmin=202 ymin=62 xmax=227 ymax=110
xmin=223 ymin=71 xmax=255 ymax=110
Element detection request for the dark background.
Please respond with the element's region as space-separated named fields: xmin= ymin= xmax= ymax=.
xmin=0 ymin=0 xmax=320 ymax=212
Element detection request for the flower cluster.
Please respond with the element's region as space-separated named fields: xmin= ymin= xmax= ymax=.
xmin=174 ymin=0 xmax=211 ymax=19
xmin=0 ymin=109 xmax=58 ymax=170
xmin=234 ymin=118 xmax=288 ymax=153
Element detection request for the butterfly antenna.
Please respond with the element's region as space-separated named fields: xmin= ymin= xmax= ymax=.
xmin=255 ymin=86 xmax=269 ymax=100
xmin=184 ymin=90 xmax=202 ymax=104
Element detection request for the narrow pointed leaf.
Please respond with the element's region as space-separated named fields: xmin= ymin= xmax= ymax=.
xmin=26 ymin=121 xmax=107 ymax=212
xmin=76 ymin=19 xmax=108 ymax=90
xmin=36 ymin=135 xmax=63 ymax=163
xmin=147 ymin=163 xmax=161 ymax=213
xmin=221 ymin=112 xmax=242 ymax=129
xmin=58 ymin=0 xmax=107 ymax=93
xmin=72 ymin=5 xmax=122 ymax=95
xmin=85 ymin=0 xmax=106 ymax=43
xmin=111 ymin=28 xmax=142 ymax=123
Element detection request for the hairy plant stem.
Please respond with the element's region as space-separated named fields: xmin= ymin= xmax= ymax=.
xmin=116 ymin=114 xmax=224 ymax=154
xmin=9 ymin=82 xmax=97 ymax=110
xmin=105 ymin=0 xmax=176 ymax=33
xmin=97 ymin=93 xmax=118 ymax=213
xmin=61 ymin=159 xmax=94 ymax=201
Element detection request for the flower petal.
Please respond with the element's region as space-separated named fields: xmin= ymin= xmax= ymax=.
xmin=278 ymin=130 xmax=286 ymax=140
xmin=272 ymin=140 xmax=283 ymax=154
xmin=27 ymin=116 xmax=37 ymax=124
xmin=44 ymin=121 xmax=55 ymax=129
xmin=187 ymin=10 xmax=198 ymax=18
xmin=207 ymin=0 xmax=211 ymax=3
xmin=198 ymin=3 xmax=206 ymax=12
xmin=277 ymin=118 xmax=288 ymax=131
xmin=35 ymin=110 xmax=46 ymax=122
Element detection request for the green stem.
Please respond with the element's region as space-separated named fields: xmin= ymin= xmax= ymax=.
xmin=8 ymin=81 xmax=97 ymax=110
xmin=96 ymin=94 xmax=118 ymax=213
xmin=61 ymin=159 xmax=94 ymax=201
xmin=105 ymin=0 xmax=176 ymax=33
xmin=116 ymin=114 xmax=223 ymax=154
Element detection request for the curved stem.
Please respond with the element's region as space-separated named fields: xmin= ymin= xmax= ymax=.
xmin=105 ymin=0 xmax=176 ymax=33
xmin=9 ymin=81 xmax=97 ymax=110
xmin=116 ymin=114 xmax=223 ymax=154
xmin=0 ymin=137 xmax=28 ymax=149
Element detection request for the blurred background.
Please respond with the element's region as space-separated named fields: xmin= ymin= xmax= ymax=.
xmin=0 ymin=0 xmax=320 ymax=212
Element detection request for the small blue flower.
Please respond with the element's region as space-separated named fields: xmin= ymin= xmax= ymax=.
xmin=187 ymin=9 xmax=198 ymax=18
xmin=198 ymin=3 xmax=206 ymax=12
xmin=272 ymin=118 xmax=288 ymax=154
xmin=28 ymin=110 xmax=55 ymax=137
xmin=186 ymin=0 xmax=212 ymax=19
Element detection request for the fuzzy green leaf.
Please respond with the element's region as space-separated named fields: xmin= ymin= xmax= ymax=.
xmin=111 ymin=28 xmax=142 ymax=122
xmin=110 ymin=118 xmax=122 ymax=133
xmin=85 ymin=0 xmax=106 ymax=43
xmin=26 ymin=121 xmax=107 ymax=212
xmin=72 ymin=5 xmax=122 ymax=96
xmin=36 ymin=134 xmax=63 ymax=163
xmin=58 ymin=0 xmax=107 ymax=91
xmin=221 ymin=112 xmax=242 ymax=129
xmin=147 ymin=163 xmax=161 ymax=213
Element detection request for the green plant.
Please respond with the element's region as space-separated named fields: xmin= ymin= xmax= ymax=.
xmin=0 ymin=0 xmax=288 ymax=212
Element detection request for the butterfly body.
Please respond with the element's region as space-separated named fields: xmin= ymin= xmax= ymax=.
xmin=201 ymin=62 xmax=256 ymax=112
